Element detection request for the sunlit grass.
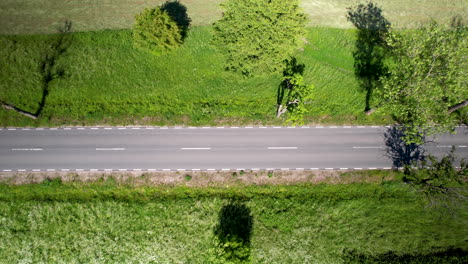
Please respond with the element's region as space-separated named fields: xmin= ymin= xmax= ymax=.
xmin=1 ymin=26 xmax=393 ymax=127
xmin=0 ymin=181 xmax=466 ymax=263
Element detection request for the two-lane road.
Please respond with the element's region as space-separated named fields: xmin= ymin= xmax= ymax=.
xmin=0 ymin=126 xmax=466 ymax=172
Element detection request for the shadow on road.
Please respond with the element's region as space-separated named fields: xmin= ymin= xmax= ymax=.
xmin=383 ymin=126 xmax=426 ymax=168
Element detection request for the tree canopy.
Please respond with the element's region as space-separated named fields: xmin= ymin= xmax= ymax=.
xmin=133 ymin=7 xmax=183 ymax=55
xmin=376 ymin=19 xmax=467 ymax=143
xmin=213 ymin=0 xmax=307 ymax=76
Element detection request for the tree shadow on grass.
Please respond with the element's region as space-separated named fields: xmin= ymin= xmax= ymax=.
xmin=160 ymin=0 xmax=191 ymax=40
xmin=35 ymin=20 xmax=73 ymax=117
xmin=214 ymin=200 xmax=253 ymax=262
xmin=342 ymin=247 xmax=468 ymax=264
xmin=347 ymin=1 xmax=390 ymax=112
xmin=383 ymin=126 xmax=427 ymax=169
xmin=276 ymin=57 xmax=305 ymax=118
xmin=0 ymin=20 xmax=72 ymax=119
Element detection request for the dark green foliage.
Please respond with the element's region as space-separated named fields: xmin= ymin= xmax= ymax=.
xmin=404 ymin=146 xmax=468 ymax=212
xmin=160 ymin=0 xmax=191 ymax=40
xmin=276 ymin=57 xmax=314 ymax=125
xmin=347 ymin=1 xmax=390 ymax=112
xmin=213 ymin=0 xmax=307 ymax=76
xmin=342 ymin=248 xmax=468 ymax=264
xmin=133 ymin=7 xmax=182 ymax=55
xmin=378 ymin=20 xmax=468 ymax=143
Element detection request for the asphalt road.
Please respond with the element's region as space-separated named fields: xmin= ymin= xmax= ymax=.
xmin=0 ymin=126 xmax=466 ymax=172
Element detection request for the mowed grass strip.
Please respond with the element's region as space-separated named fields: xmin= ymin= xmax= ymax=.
xmin=0 ymin=0 xmax=466 ymax=34
xmin=0 ymin=26 xmax=392 ymax=126
xmin=0 ymin=181 xmax=466 ymax=263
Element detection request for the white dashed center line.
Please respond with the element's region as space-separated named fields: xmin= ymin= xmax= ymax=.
xmin=267 ymin=147 xmax=298 ymax=150
xmin=181 ymin=148 xmax=211 ymax=150
xmin=95 ymin=148 xmax=125 ymax=151
xmin=11 ymin=148 xmax=43 ymax=151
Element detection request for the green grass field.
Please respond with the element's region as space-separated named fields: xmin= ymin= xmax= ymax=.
xmin=0 ymin=179 xmax=466 ymax=263
xmin=1 ymin=0 xmax=465 ymax=127
xmin=0 ymin=0 xmax=465 ymax=34
xmin=0 ymin=26 xmax=393 ymax=127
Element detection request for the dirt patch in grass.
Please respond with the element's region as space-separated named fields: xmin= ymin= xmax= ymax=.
xmin=0 ymin=169 xmax=398 ymax=186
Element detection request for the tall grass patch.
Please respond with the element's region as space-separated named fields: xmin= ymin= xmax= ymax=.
xmin=0 ymin=182 xmax=466 ymax=263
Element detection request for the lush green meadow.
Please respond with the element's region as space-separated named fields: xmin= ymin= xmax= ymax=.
xmin=0 ymin=179 xmax=466 ymax=263
xmin=1 ymin=0 xmax=465 ymax=127
xmin=1 ymin=26 xmax=391 ymax=127
xmin=0 ymin=0 xmax=465 ymax=34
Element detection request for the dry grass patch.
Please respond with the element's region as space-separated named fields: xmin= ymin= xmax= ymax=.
xmin=0 ymin=169 xmax=398 ymax=186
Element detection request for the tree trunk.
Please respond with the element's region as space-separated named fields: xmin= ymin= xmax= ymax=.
xmin=276 ymin=105 xmax=287 ymax=118
xmin=1 ymin=101 xmax=38 ymax=119
xmin=365 ymin=108 xmax=377 ymax=115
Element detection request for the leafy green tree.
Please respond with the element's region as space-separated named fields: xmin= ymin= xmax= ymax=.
xmin=133 ymin=7 xmax=182 ymax=55
xmin=276 ymin=58 xmax=314 ymax=125
xmin=404 ymin=147 xmax=467 ymax=213
xmin=375 ymin=19 xmax=467 ymax=144
xmin=213 ymin=0 xmax=307 ymax=76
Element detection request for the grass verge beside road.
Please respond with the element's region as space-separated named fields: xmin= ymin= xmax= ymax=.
xmin=0 ymin=171 xmax=466 ymax=263
xmin=0 ymin=26 xmax=392 ymax=127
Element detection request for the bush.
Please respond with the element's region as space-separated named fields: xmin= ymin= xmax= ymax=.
xmin=133 ymin=7 xmax=182 ymax=55
xmin=213 ymin=0 xmax=307 ymax=76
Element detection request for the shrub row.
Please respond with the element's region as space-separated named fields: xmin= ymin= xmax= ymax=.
xmin=0 ymin=181 xmax=413 ymax=203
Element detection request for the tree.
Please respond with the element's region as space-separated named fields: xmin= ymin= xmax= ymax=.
xmin=133 ymin=7 xmax=183 ymax=55
xmin=213 ymin=0 xmax=307 ymax=76
xmin=374 ymin=19 xmax=467 ymax=144
xmin=404 ymin=147 xmax=467 ymax=213
xmin=276 ymin=58 xmax=314 ymax=125
xmin=346 ymin=1 xmax=390 ymax=112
